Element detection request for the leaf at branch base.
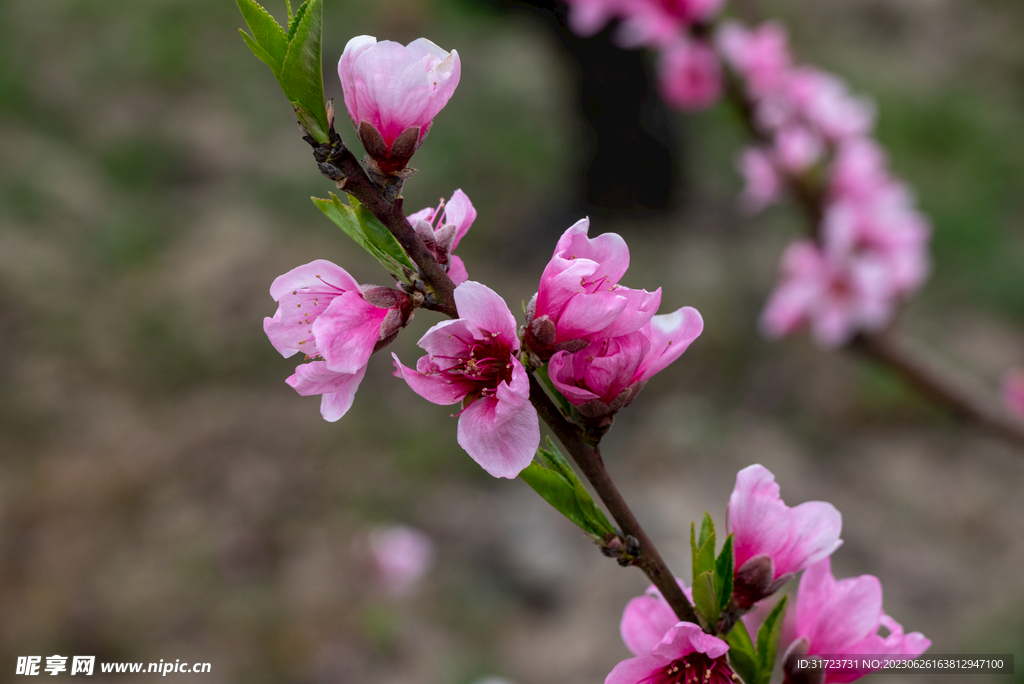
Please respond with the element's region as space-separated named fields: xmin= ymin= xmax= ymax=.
xmin=312 ymin=194 xmax=416 ymax=284
xmin=521 ymin=440 xmax=614 ymax=538
xmin=725 ymin=619 xmax=758 ymax=684
xmin=280 ymin=0 xmax=328 ymax=143
xmin=755 ymin=595 xmax=788 ymax=684
xmin=236 ymin=0 xmax=288 ymax=74
xmin=692 ymin=570 xmax=718 ymax=628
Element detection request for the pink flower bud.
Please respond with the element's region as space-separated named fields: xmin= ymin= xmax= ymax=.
xmin=727 ymin=465 xmax=842 ymax=608
xmin=338 ymin=36 xmax=461 ymax=174
xmin=407 ymin=189 xmax=477 ymax=285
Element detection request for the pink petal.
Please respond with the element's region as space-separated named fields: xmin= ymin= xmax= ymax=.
xmin=553 ymin=218 xmax=630 ymax=284
xmin=391 ymin=353 xmax=468 ymax=406
xmin=596 ymin=287 xmax=662 ymax=339
xmin=454 ymin=281 xmax=519 ymax=346
xmin=312 ymin=291 xmax=389 ymax=374
xmin=652 ymin=622 xmax=730 ymax=661
xmin=554 ymin=291 xmax=629 ymax=342
xmin=444 ymin=189 xmax=476 ymax=250
xmin=635 ymin=306 xmax=704 ymax=382
xmin=264 ymin=260 xmax=360 ymax=357
xmin=456 ymin=378 xmax=539 ymax=479
xmin=447 ymin=255 xmax=469 ymax=285
xmin=621 ymin=594 xmax=679 ymax=657
xmin=286 ymin=361 xmax=367 ymax=422
xmin=797 ymin=558 xmax=883 ymax=656
xmin=604 ymin=654 xmax=667 ymax=684
xmin=548 ymin=351 xmax=602 ymax=405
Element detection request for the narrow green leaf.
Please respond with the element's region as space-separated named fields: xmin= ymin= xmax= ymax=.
xmin=286 ymin=0 xmax=309 ymax=40
xmin=285 ymin=0 xmax=294 ymax=20
xmin=312 ymin=194 xmax=414 ymax=282
xmin=693 ymin=529 xmax=716 ymax=583
xmin=239 ymin=30 xmax=280 ymax=73
xmin=716 ymin=533 xmax=734 ymax=613
xmin=690 ymin=522 xmax=698 ymax=573
xmin=534 ymin=438 xmax=614 ymax=537
xmin=236 ymin=0 xmax=288 ymax=73
xmin=280 ymin=0 xmax=328 ymax=143
xmin=698 ymin=512 xmax=715 ymax=550
xmin=692 ymin=570 xmax=718 ymax=626
xmin=350 ymin=198 xmax=417 ymax=272
xmin=520 ymin=462 xmax=604 ymax=536
xmin=725 ymin=620 xmax=758 ymax=684
xmin=755 ymin=596 xmax=788 ymax=684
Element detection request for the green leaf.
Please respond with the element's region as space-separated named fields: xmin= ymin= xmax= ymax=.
xmin=725 ymin=620 xmax=758 ymax=684
xmin=716 ymin=533 xmax=734 ymax=613
xmin=755 ymin=595 xmax=788 ymax=684
xmin=538 ymin=438 xmax=614 ymax=537
xmin=287 ymin=0 xmax=310 ymax=41
xmin=692 ymin=524 xmax=716 ymax=584
xmin=236 ymin=0 xmax=288 ymax=73
xmin=692 ymin=570 xmax=718 ymax=627
xmin=350 ymin=198 xmax=418 ymax=272
xmin=698 ymin=512 xmax=715 ymax=550
xmin=312 ymin=194 xmax=416 ymax=282
xmin=280 ymin=0 xmax=329 ymax=143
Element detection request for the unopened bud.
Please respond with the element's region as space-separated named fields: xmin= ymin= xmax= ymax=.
xmin=783 ymin=640 xmax=824 ymax=684
xmin=731 ymin=554 xmax=775 ymax=610
xmin=414 ymin=219 xmax=438 ymax=252
xmin=434 ymin=223 xmax=457 ymax=260
xmin=529 ymin=315 xmax=556 ymax=347
xmin=361 ymin=285 xmax=412 ymax=310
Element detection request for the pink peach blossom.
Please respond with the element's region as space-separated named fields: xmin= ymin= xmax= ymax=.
xmin=264 ymin=260 xmax=411 ymax=421
xmin=407 ymin=189 xmax=477 ymax=285
xmin=727 ymin=464 xmax=842 ymax=609
xmin=716 ymin=21 xmax=792 ymax=99
xmin=1003 ymin=369 xmax=1024 ymax=420
xmin=657 ymin=38 xmax=723 ymax=111
xmin=368 ymin=525 xmax=435 ymax=596
xmin=525 ymin=219 xmax=661 ymax=358
xmin=617 ymin=0 xmax=727 ymax=48
xmin=784 ymin=558 xmax=930 ymax=684
xmin=547 ymin=307 xmax=703 ymax=417
xmin=760 ymin=240 xmax=896 ymax=348
xmin=738 ymin=147 xmax=783 ymax=212
xmin=607 ymin=620 xmax=733 ymax=684
xmin=562 ymin=0 xmax=638 ymax=37
xmin=339 ymin=36 xmax=460 ymax=173
xmin=392 ymin=281 xmax=539 ymax=478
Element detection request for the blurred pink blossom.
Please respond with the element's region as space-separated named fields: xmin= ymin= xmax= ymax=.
xmin=727 ymin=464 xmax=842 ymax=609
xmin=783 ymin=557 xmax=930 ymax=683
xmin=338 ymin=36 xmax=460 ymax=173
xmin=368 ymin=525 xmax=435 ymax=597
xmin=407 ymin=189 xmax=477 ymax=284
xmin=657 ymin=38 xmax=723 ymax=111
xmin=547 ymin=307 xmax=703 ymax=417
xmin=525 ymin=219 xmax=661 ymax=358
xmin=716 ymin=21 xmax=792 ymax=99
xmin=1003 ymin=369 xmax=1024 ymax=420
xmin=737 ymin=147 xmax=783 ymax=212
xmin=617 ymin=0 xmax=726 ymax=48
xmin=393 ymin=281 xmax=539 ymax=478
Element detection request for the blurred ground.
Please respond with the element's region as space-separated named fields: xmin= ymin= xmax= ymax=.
xmin=1 ymin=0 xmax=1024 ymax=682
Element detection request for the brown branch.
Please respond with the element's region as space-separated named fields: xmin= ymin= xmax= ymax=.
xmin=306 ymin=126 xmax=458 ymax=318
xmin=529 ymin=374 xmax=700 ymax=625
xmin=853 ymin=330 xmax=1024 ymax=449
xmin=299 ymin=124 xmax=698 ymax=625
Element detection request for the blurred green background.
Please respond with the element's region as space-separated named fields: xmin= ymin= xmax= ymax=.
xmin=1 ymin=0 xmax=1024 ymax=682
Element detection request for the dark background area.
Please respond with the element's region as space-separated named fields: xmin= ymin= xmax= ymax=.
xmin=1 ymin=0 xmax=1024 ymax=681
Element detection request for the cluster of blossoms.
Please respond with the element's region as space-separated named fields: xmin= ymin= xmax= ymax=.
xmin=608 ymin=465 xmax=929 ymax=684
xmin=365 ymin=524 xmax=435 ymax=597
xmin=720 ymin=23 xmax=932 ymax=347
xmin=560 ymin=1 xmax=932 ymax=348
xmin=266 ymin=36 xmax=703 ymax=480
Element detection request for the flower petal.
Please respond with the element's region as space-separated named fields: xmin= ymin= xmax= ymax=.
xmin=453 ymin=281 xmax=519 ymax=346
xmin=456 ymin=392 xmax=539 ymax=479
xmin=286 ymin=361 xmax=367 ymax=422
xmin=312 ymin=291 xmax=389 ymax=374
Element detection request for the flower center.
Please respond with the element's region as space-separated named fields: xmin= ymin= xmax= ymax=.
xmin=654 ymin=653 xmax=737 ymax=684
xmin=435 ymin=334 xmax=515 ymax=399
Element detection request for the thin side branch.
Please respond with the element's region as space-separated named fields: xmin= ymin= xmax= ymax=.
xmin=853 ymin=331 xmax=1024 ymax=448
xmin=529 ymin=374 xmax=700 ymax=625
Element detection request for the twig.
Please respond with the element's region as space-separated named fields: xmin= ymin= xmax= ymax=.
xmin=306 ymin=124 xmax=699 ymax=625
